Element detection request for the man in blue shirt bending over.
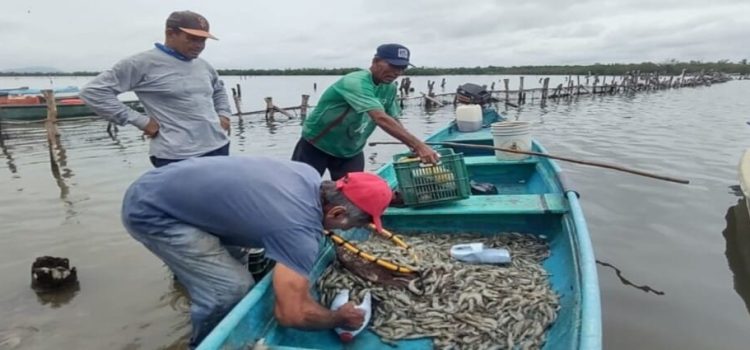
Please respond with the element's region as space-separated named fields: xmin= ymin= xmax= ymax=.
xmin=121 ymin=156 xmax=393 ymax=348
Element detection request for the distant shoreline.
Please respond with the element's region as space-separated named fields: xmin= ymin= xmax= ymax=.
xmin=1 ymin=60 xmax=748 ymax=76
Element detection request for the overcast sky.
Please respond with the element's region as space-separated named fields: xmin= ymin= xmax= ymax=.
xmin=1 ymin=0 xmax=748 ymax=71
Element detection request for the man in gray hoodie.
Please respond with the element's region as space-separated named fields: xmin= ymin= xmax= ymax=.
xmin=81 ymin=10 xmax=232 ymax=168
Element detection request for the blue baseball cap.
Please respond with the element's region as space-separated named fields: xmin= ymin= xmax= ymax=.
xmin=374 ymin=43 xmax=414 ymax=68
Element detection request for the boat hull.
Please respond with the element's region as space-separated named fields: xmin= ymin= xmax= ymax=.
xmin=0 ymin=86 xmax=79 ymax=96
xmin=0 ymin=101 xmax=143 ymax=121
xmin=740 ymin=150 xmax=750 ymax=218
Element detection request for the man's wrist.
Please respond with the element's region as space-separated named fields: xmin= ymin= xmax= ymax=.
xmin=330 ymin=308 xmax=345 ymax=328
xmin=130 ymin=113 xmax=151 ymax=130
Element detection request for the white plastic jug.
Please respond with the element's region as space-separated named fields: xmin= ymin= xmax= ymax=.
xmin=456 ymin=104 xmax=482 ymax=132
xmin=450 ymin=242 xmax=511 ymax=264
xmin=490 ymin=121 xmax=532 ymax=160
xmin=329 ymin=289 xmax=373 ymax=343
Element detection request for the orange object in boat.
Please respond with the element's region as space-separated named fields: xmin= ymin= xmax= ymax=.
xmin=0 ymin=95 xmax=42 ymax=105
xmin=58 ymin=98 xmax=85 ymax=105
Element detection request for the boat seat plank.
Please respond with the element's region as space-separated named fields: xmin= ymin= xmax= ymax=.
xmin=385 ymin=193 xmax=567 ymax=216
xmin=440 ymin=128 xmax=490 ymax=142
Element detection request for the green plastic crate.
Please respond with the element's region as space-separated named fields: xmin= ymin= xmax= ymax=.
xmin=393 ymin=147 xmax=471 ymax=207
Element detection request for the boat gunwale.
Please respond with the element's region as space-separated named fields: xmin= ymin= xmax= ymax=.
xmin=538 ymin=141 xmax=602 ymax=350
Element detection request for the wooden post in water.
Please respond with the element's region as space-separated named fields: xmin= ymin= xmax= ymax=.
xmin=567 ymin=75 xmax=574 ymax=99
xmin=625 ymin=72 xmax=631 ymax=91
xmin=264 ymin=97 xmax=274 ymax=121
xmin=300 ymin=94 xmax=310 ymax=119
xmin=592 ymin=75 xmax=599 ymax=95
xmin=541 ymin=77 xmax=550 ymax=106
xmin=636 ymin=70 xmax=642 ymax=90
xmin=400 ymin=77 xmax=412 ymax=96
xmin=556 ymin=83 xmax=564 ymax=98
xmin=630 ymin=74 xmax=635 ymax=91
xmin=517 ymin=77 xmax=524 ymax=105
xmin=231 ymin=84 xmax=243 ymax=116
xmin=426 ymin=80 xmax=436 ymax=109
xmin=679 ymin=69 xmax=686 ymax=87
xmin=42 ymin=89 xmax=61 ymax=173
xmin=423 ymin=81 xmax=430 ymax=108
xmin=503 ymin=79 xmax=509 ymax=105
xmin=576 ymin=76 xmax=581 ymax=96
xmin=42 ymin=90 xmax=59 ymax=140
xmin=650 ymin=73 xmax=656 ymax=89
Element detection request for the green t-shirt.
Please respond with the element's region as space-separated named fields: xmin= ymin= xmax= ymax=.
xmin=301 ymin=70 xmax=401 ymax=158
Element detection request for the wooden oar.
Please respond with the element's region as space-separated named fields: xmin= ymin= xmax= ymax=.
xmin=369 ymin=140 xmax=690 ymax=184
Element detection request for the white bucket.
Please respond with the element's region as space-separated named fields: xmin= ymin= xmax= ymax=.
xmin=455 ymin=104 xmax=482 ymax=132
xmin=490 ymin=121 xmax=532 ymax=160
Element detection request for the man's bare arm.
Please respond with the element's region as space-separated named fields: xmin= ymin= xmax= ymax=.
xmin=272 ymin=263 xmax=363 ymax=329
xmin=368 ymin=110 xmax=439 ymax=163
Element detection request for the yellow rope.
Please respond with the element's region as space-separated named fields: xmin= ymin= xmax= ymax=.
xmin=324 ymin=230 xmax=417 ymax=274
xmin=368 ymin=224 xmax=420 ymax=264
xmin=368 ymin=223 xmax=410 ymax=249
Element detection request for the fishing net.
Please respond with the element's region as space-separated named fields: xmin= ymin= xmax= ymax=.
xmin=335 ymin=244 xmax=418 ymax=288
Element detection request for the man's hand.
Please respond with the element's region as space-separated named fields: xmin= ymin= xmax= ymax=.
xmin=333 ymin=302 xmax=365 ymax=330
xmin=273 ymin=263 xmax=353 ymax=330
xmin=143 ymin=118 xmax=159 ymax=138
xmin=414 ymin=143 xmax=440 ymax=164
xmin=220 ymin=115 xmax=231 ymax=134
xmin=367 ymin=110 xmax=440 ymax=164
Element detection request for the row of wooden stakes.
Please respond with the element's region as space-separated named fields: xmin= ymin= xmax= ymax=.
xmin=225 ymin=70 xmax=736 ymax=120
xmin=414 ymin=69 xmax=735 ymax=109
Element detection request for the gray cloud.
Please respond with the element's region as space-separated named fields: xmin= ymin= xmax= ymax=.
xmin=1 ymin=0 xmax=748 ymax=71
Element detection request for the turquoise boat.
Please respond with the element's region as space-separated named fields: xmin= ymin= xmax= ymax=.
xmin=198 ymin=108 xmax=602 ymax=350
xmin=0 ymin=86 xmax=79 ymax=96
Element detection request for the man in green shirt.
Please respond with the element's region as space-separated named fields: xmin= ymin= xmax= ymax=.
xmin=291 ymin=43 xmax=439 ymax=180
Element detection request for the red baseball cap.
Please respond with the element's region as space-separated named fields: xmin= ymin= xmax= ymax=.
xmin=335 ymin=172 xmax=392 ymax=233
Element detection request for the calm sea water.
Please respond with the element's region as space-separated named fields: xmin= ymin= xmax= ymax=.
xmin=1 ymin=75 xmax=749 ymax=349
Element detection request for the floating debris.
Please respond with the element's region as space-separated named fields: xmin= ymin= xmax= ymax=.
xmin=30 ymin=256 xmax=78 ymax=291
xmin=317 ymin=233 xmax=558 ymax=349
